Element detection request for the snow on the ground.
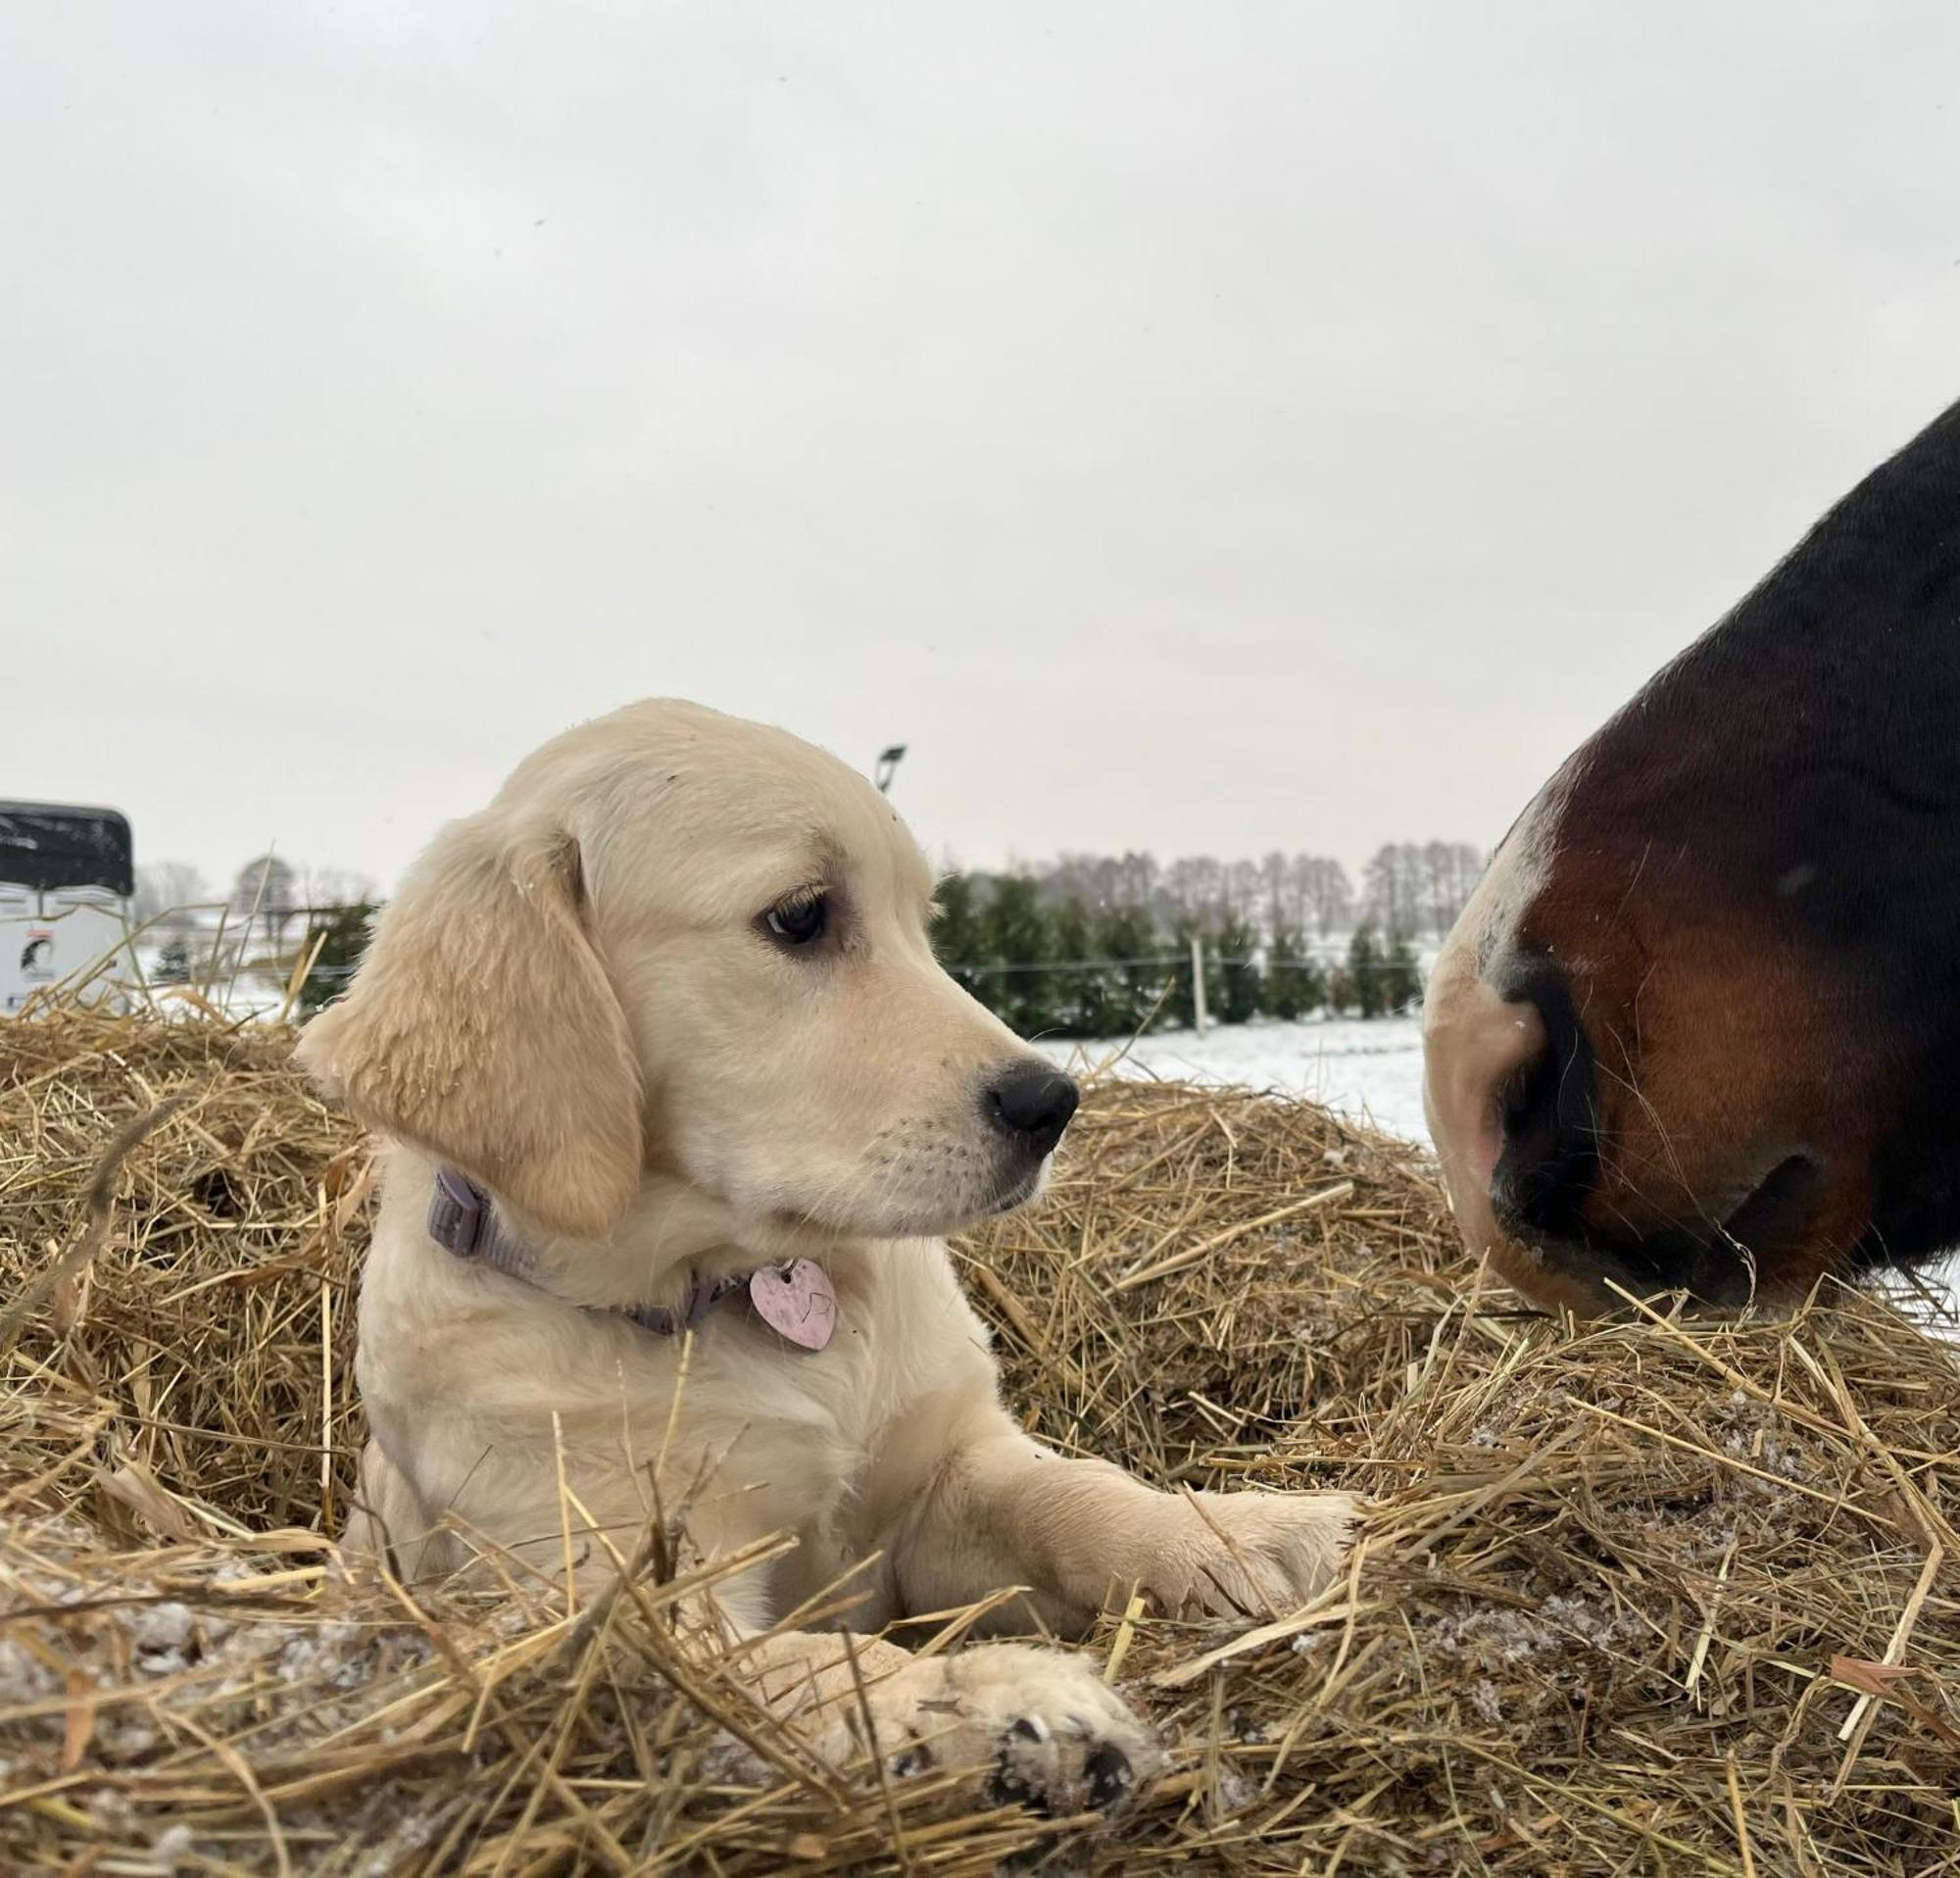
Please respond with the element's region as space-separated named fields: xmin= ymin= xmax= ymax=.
xmin=1038 ymin=1015 xmax=1432 ymax=1145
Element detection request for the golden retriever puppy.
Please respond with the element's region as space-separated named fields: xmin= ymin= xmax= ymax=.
xmin=299 ymin=699 xmax=1352 ymax=1815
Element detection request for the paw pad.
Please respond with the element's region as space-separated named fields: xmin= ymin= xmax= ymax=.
xmin=1083 ymin=1741 xmax=1133 ymax=1810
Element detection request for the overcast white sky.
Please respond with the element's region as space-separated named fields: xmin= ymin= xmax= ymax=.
xmin=7 ymin=3 xmax=1960 ymax=896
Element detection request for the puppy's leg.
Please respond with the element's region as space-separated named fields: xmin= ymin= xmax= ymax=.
xmin=894 ymin=1405 xmax=1355 ymax=1634
xmin=721 ymin=1622 xmax=1160 ymax=1815
xmin=434 ymin=1484 xmax=1166 ymax=1818
xmin=337 ymin=1437 xmax=468 ymax=1582
xmin=662 ymin=1530 xmax=1157 ymax=1814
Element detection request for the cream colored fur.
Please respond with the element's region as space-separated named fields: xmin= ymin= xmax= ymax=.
xmin=300 ymin=699 xmax=1353 ymax=1808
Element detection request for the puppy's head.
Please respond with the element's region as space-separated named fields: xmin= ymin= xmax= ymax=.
xmin=297 ymin=700 xmax=1077 ymax=1241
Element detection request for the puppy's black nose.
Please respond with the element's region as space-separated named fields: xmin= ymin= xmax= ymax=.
xmin=985 ymin=1064 xmax=1081 ymax=1157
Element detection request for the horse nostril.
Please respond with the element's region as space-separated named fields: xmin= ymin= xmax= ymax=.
xmin=1488 ymin=956 xmax=1599 ymax=1238
xmin=985 ymin=1064 xmax=1081 ymax=1157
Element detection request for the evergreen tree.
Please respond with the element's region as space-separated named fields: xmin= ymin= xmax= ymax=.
xmin=1381 ymin=931 xmax=1425 ymax=1013
xmin=1094 ymin=900 xmax=1163 ymax=1036
xmin=1046 ymin=896 xmax=1099 ymax=1036
xmin=1347 ymin=923 xmax=1387 ymax=1019
xmin=930 ymin=871 xmax=988 ymax=1001
xmin=1213 ymin=909 xmax=1263 ymax=1024
xmin=300 ymin=903 xmax=378 ymax=1017
xmin=153 ymin=935 xmax=191 ymax=986
xmin=1265 ymin=924 xmax=1324 ymax=1021
xmin=231 ymin=854 xmax=300 ymax=949
xmin=983 ymin=872 xmax=1055 ymax=1038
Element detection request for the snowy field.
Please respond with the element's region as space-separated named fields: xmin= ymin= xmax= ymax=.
xmin=1039 ymin=1015 xmax=1431 ymax=1145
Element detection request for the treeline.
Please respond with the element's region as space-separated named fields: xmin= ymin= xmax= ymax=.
xmin=933 ymin=863 xmax=1431 ymax=1040
xmin=1022 ymin=842 xmax=1483 ymax=941
xmin=135 ymin=840 xmax=1480 ymax=1035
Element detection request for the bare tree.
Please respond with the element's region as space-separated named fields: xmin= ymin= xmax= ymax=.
xmin=133 ymin=862 xmax=209 ymax=928
xmin=1223 ymin=858 xmax=1261 ymax=922
xmin=1116 ymin=850 xmax=1157 ymax=907
xmin=925 ymin=842 xmax=1466 ymax=959
xmin=1159 ymin=856 xmax=1222 ymax=918
xmin=231 ymin=854 xmax=300 ymax=949
xmin=303 ymin=865 xmax=379 ymax=913
xmin=1418 ymin=841 xmax=1485 ymax=938
xmin=1297 ymin=855 xmax=1355 ymax=940
xmin=1261 ymin=850 xmax=1290 ymax=932
xmin=1361 ymin=843 xmax=1423 ymax=941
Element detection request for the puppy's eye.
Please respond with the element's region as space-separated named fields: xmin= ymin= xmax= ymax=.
xmin=763 ymin=891 xmax=828 ymax=948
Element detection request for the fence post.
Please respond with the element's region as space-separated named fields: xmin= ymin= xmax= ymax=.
xmin=1190 ymin=936 xmax=1209 ymax=1038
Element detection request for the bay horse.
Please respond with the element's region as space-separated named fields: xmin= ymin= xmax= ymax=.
xmin=1424 ymin=398 xmax=1960 ymax=1310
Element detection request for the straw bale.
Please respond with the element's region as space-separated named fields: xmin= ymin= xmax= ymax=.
xmin=2 ymin=1006 xmax=1955 ymax=1873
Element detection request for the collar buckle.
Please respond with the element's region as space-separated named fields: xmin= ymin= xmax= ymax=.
xmin=429 ymin=1166 xmax=487 ymax=1259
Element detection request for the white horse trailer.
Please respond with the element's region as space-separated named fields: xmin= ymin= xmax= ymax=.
xmin=0 ymin=802 xmax=136 ymax=1014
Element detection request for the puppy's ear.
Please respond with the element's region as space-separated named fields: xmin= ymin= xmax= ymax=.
xmin=296 ymin=812 xmax=643 ymax=1239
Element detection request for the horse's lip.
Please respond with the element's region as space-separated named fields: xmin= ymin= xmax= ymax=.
xmin=1491 ymin=1206 xmax=1762 ymax=1311
xmin=1714 ymin=1153 xmax=1822 ymax=1259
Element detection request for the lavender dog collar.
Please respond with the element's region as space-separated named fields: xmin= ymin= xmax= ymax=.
xmin=425 ymin=1167 xmax=831 ymax=1346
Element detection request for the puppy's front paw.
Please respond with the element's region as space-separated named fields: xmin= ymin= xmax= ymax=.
xmin=1148 ymin=1488 xmax=1356 ymax=1620
xmin=867 ymin=1643 xmax=1162 ymax=1817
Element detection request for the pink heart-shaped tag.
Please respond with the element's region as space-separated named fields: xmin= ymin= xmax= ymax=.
xmin=749 ymin=1260 xmax=838 ymax=1352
